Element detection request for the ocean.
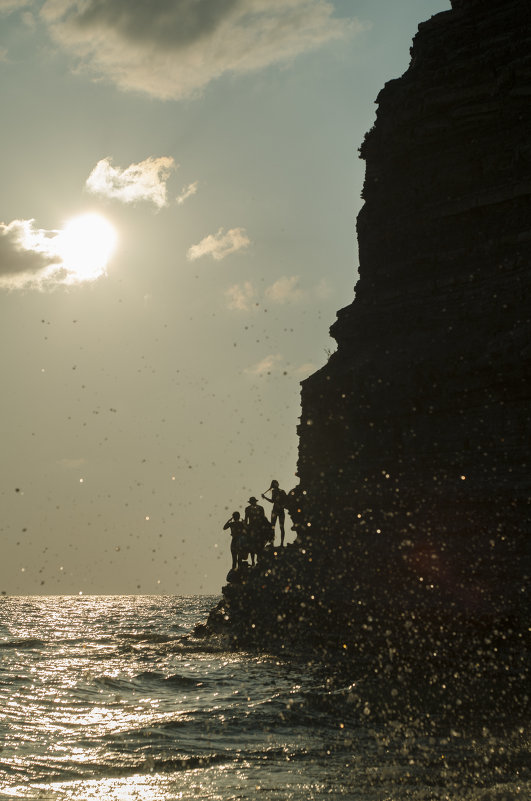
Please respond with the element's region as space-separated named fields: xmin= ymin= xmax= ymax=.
xmin=0 ymin=595 xmax=528 ymax=800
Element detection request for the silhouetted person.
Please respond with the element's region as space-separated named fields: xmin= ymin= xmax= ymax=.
xmin=244 ymin=496 xmax=270 ymax=563
xmin=262 ymin=479 xmax=287 ymax=546
xmin=285 ymin=486 xmax=306 ymax=541
xmin=223 ymin=511 xmax=246 ymax=570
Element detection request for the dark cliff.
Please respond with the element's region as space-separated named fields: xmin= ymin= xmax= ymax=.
xmin=296 ymin=0 xmax=531 ymax=624
xmin=207 ymin=0 xmax=530 ymax=695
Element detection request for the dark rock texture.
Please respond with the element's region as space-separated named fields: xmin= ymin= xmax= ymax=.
xmin=296 ymin=0 xmax=531 ymax=624
xmin=206 ymin=2 xmax=530 ymax=711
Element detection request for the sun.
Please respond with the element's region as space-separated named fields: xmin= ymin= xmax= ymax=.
xmin=56 ymin=213 xmax=118 ymax=282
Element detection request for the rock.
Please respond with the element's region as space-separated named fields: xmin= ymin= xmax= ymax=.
xmin=206 ymin=3 xmax=530 ymax=703
xmin=192 ymin=623 xmax=209 ymax=638
xmin=296 ymin=0 xmax=531 ymax=625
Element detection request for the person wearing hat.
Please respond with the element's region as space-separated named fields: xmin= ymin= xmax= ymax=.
xmin=245 ymin=496 xmax=269 ymax=563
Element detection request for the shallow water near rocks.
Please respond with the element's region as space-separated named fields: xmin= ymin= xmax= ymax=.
xmin=0 ymin=595 xmax=528 ymax=800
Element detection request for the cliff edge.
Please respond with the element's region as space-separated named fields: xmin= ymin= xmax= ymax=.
xmin=206 ymin=0 xmax=530 ymax=697
xmin=296 ymin=0 xmax=530 ymax=624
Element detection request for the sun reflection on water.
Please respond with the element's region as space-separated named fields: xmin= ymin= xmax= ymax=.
xmin=0 ymin=595 xmax=527 ymax=801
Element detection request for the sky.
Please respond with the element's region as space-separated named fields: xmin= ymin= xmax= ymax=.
xmin=0 ymin=0 xmax=451 ymax=596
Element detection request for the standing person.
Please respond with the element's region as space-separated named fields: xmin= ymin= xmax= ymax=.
xmin=261 ymin=479 xmax=287 ymax=547
xmin=223 ymin=511 xmax=246 ymax=570
xmin=244 ymin=496 xmax=269 ymax=563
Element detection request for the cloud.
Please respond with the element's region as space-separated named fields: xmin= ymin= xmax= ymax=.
xmin=0 ymin=0 xmax=31 ymax=12
xmin=244 ymin=353 xmax=283 ymax=376
xmin=265 ymin=275 xmax=304 ymax=304
xmin=85 ymin=156 xmax=175 ymax=208
xmin=187 ymin=227 xmax=250 ymax=261
xmin=244 ymin=354 xmax=317 ymax=379
xmin=0 ymin=219 xmax=63 ymax=289
xmin=0 ymin=216 xmax=115 ymax=290
xmin=264 ymin=275 xmax=331 ymax=304
xmin=294 ymin=362 xmax=317 ymax=378
xmin=225 ymin=281 xmax=256 ymax=311
xmin=225 ymin=276 xmax=331 ymax=311
xmin=39 ymin=0 xmax=363 ymax=100
xmin=314 ymin=278 xmax=331 ymax=299
xmin=176 ymin=181 xmax=198 ymax=205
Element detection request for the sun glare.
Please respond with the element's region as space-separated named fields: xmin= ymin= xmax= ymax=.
xmin=56 ymin=213 xmax=118 ymax=282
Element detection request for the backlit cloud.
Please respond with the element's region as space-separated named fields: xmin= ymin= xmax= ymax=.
xmin=187 ymin=227 xmax=250 ymax=262
xmin=40 ymin=0 xmax=363 ymax=100
xmin=265 ymin=275 xmax=303 ymax=304
xmin=0 ymin=216 xmax=115 ymax=290
xmin=0 ymin=0 xmax=31 ymax=12
xmin=176 ymin=181 xmax=198 ymax=205
xmin=244 ymin=353 xmax=283 ymax=376
xmin=85 ymin=156 xmax=175 ymax=208
xmin=244 ymin=355 xmax=318 ymax=379
xmin=265 ymin=275 xmax=331 ymax=304
xmin=227 ymin=276 xmax=330 ymax=310
xmin=0 ymin=219 xmax=63 ymax=289
xmin=294 ymin=362 xmax=317 ymax=378
xmin=225 ymin=281 xmax=256 ymax=311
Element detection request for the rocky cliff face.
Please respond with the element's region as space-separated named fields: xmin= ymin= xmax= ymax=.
xmin=209 ymin=0 xmax=531 ymax=681
xmin=296 ymin=0 xmax=531 ymax=621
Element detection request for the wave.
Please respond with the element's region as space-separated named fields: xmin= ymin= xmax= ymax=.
xmin=114 ymin=633 xmax=232 ymax=657
xmin=2 ymin=751 xmax=233 ymax=785
xmin=134 ymin=671 xmax=207 ymax=688
xmin=119 ymin=632 xmax=176 ymax=644
xmin=91 ymin=675 xmax=138 ymax=693
xmin=167 ymin=633 xmax=233 ymax=654
xmin=0 ymin=638 xmax=45 ymax=650
xmin=91 ymin=671 xmax=207 ymax=695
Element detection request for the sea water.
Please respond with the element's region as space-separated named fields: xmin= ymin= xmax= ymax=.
xmin=0 ymin=595 xmax=528 ymax=800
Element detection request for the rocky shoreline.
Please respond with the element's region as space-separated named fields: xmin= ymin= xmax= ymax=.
xmin=196 ymin=539 xmax=528 ymax=726
xmin=198 ymin=0 xmax=530 ymax=721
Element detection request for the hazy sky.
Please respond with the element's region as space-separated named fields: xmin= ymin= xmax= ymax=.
xmin=1 ymin=0 xmax=450 ymax=595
